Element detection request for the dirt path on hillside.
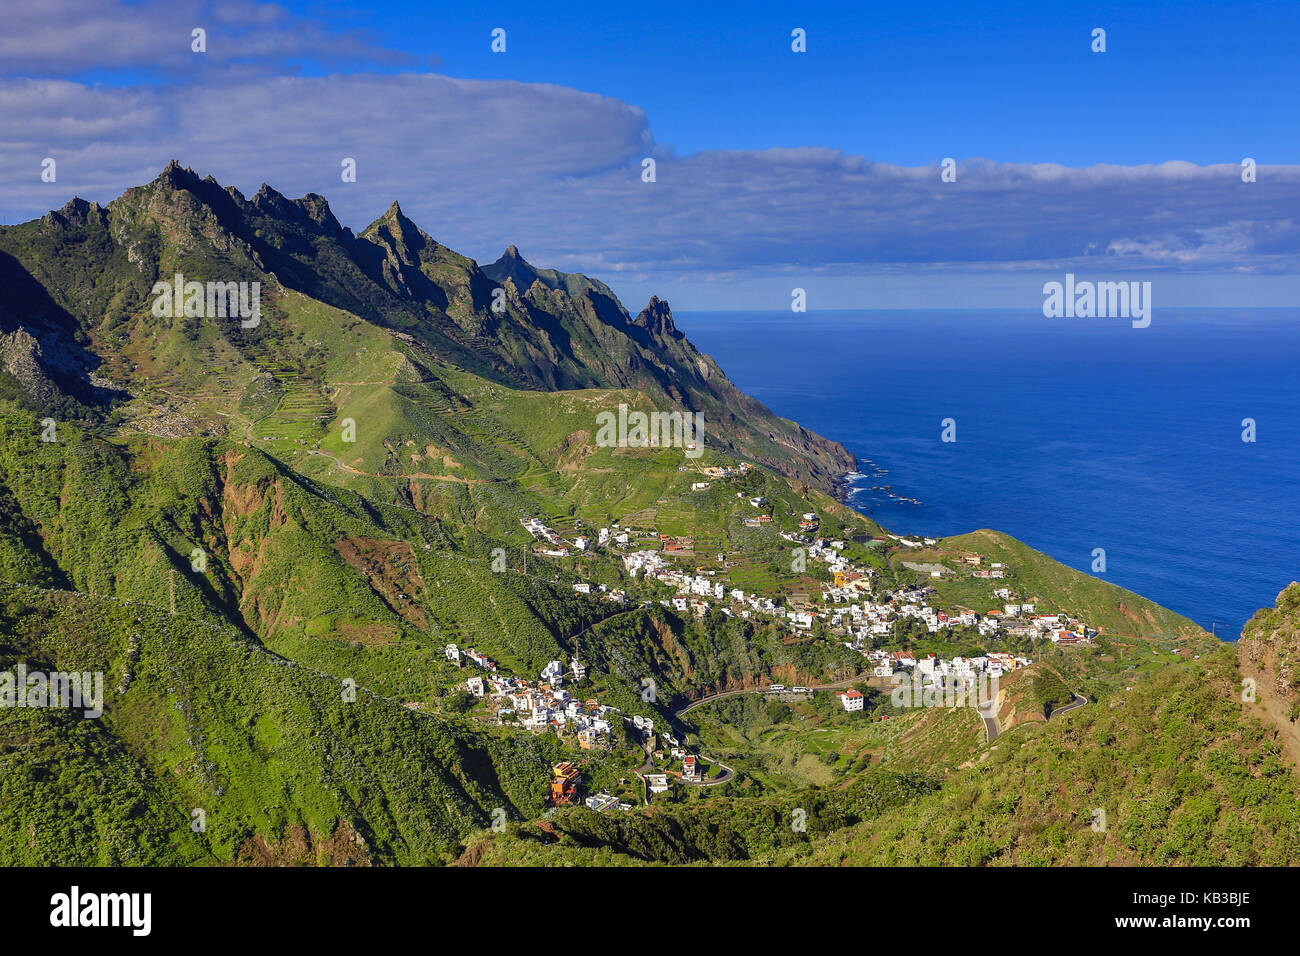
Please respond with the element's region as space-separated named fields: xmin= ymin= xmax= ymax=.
xmin=1240 ymin=656 xmax=1300 ymax=771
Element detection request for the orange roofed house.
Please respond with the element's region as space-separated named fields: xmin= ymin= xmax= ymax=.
xmin=839 ymin=688 xmax=865 ymax=712
xmin=550 ymin=761 xmax=580 ymax=806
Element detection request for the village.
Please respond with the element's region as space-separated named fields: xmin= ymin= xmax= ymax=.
xmin=500 ymin=458 xmax=1102 ymax=812
xmin=618 ymin=530 xmax=1095 ymax=657
xmin=445 ymin=639 xmax=715 ymax=813
xmin=446 ymin=643 xmax=614 ymax=747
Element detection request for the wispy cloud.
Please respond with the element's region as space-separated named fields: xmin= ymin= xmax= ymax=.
xmin=0 ymin=0 xmax=407 ymax=75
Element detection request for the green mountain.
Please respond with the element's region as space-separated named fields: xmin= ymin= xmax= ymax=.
xmin=0 ymin=164 xmax=1237 ymax=867
xmin=0 ymin=161 xmax=854 ymax=489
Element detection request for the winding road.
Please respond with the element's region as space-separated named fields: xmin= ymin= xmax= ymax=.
xmin=1049 ymin=693 xmax=1089 ymax=719
xmin=980 ymin=691 xmax=1087 ymax=743
xmin=652 ymin=673 xmax=876 ymax=788
xmin=977 ymin=699 xmax=1000 ymax=741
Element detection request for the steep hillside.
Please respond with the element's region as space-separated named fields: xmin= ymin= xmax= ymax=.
xmin=468 ymin=644 xmax=1300 ymax=867
xmin=0 ymin=166 xmax=1237 ymax=869
xmin=781 ymin=644 xmax=1300 ymax=866
xmin=0 ymin=162 xmax=854 ymax=490
xmin=935 ymin=529 xmax=1208 ymax=641
xmin=0 ymin=582 xmax=563 ymax=866
xmin=1239 ymin=582 xmax=1300 ymax=767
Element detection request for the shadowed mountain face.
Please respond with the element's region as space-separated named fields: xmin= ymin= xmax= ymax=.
xmin=0 ymin=162 xmax=855 ymax=490
xmin=0 ymin=165 xmax=1235 ymax=870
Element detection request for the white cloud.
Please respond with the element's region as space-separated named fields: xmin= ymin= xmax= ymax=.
xmin=1 ymin=2 xmax=1299 ymax=309
xmin=0 ymin=0 xmax=405 ymax=74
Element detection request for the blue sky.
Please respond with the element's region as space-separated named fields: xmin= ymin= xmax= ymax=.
xmin=3 ymin=0 xmax=1299 ymax=310
xmin=272 ymin=0 xmax=1300 ymax=167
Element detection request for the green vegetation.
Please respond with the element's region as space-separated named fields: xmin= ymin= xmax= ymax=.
xmin=0 ymin=165 xmax=1268 ymax=868
xmin=934 ymin=530 xmax=1207 ymax=640
xmin=0 ymin=583 xmax=558 ymax=865
xmin=468 ymin=768 xmax=940 ymax=865
xmin=1240 ymin=582 xmax=1300 ymax=723
xmin=466 ymin=646 xmax=1300 ymax=867
xmin=778 ymin=646 xmax=1300 ymax=866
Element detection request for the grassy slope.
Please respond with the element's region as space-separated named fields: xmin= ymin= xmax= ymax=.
xmin=778 ymin=645 xmax=1300 ymax=866
xmin=935 ymin=529 xmax=1209 ymax=640
xmin=466 ymin=644 xmax=1300 ymax=867
xmin=462 ymin=767 xmax=940 ymax=867
xmin=0 ymin=169 xmax=1248 ymax=868
xmin=0 ymin=582 xmax=560 ymax=865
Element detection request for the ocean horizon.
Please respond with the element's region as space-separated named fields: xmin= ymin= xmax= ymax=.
xmin=677 ymin=308 xmax=1300 ymax=640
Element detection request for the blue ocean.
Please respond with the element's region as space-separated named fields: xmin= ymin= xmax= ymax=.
xmin=677 ymin=309 xmax=1300 ymax=639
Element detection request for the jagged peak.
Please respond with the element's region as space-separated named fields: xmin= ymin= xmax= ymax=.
xmin=61 ymin=197 xmax=100 ymax=216
xmin=294 ymin=192 xmax=343 ymax=234
xmin=247 ymin=184 xmax=344 ymax=237
xmin=249 ymin=182 xmax=298 ymax=222
xmin=487 ymin=244 xmax=530 ymax=271
xmin=362 ymin=200 xmax=425 ymax=241
xmin=252 ymin=181 xmax=288 ymax=206
xmin=380 ymin=200 xmax=418 ymax=229
xmin=100 ymin=162 xmax=242 ymax=235
xmin=480 ymin=247 xmax=629 ymax=321
xmin=42 ymin=196 xmax=107 ymax=229
xmin=152 ymin=159 xmax=202 ymax=191
xmin=633 ymin=295 xmax=680 ymax=338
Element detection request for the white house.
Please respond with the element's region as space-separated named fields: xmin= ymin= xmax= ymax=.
xmin=839 ymin=688 xmax=865 ymax=712
xmin=622 ymin=550 xmax=663 ymax=576
xmin=541 ymin=660 xmax=564 ymax=684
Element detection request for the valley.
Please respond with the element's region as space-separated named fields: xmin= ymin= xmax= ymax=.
xmin=0 ymin=165 xmax=1296 ymax=868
